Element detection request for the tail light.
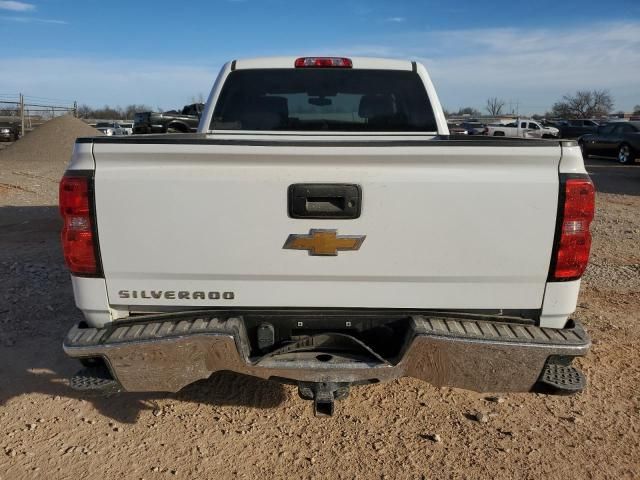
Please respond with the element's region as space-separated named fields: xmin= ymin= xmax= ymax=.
xmin=59 ymin=174 xmax=100 ymax=276
xmin=550 ymin=177 xmax=595 ymax=280
xmin=294 ymin=57 xmax=352 ymax=68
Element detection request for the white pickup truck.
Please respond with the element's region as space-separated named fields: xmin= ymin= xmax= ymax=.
xmin=61 ymin=57 xmax=594 ymax=416
xmin=486 ymin=119 xmax=559 ymax=139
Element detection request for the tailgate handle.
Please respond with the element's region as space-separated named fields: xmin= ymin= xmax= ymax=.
xmin=288 ymin=184 xmax=361 ymax=219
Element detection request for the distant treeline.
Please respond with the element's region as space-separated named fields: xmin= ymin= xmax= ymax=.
xmin=53 ymin=91 xmax=640 ymax=122
xmin=76 ymin=104 xmax=158 ymax=120
xmin=446 ymin=91 xmax=639 ymax=120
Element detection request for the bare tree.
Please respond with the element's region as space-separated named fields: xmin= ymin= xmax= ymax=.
xmin=76 ymin=104 xmax=93 ymax=119
xmin=592 ymin=90 xmax=614 ymax=116
xmin=74 ymin=104 xmax=153 ymax=119
xmin=486 ymin=97 xmax=506 ymax=116
xmin=634 ymin=104 xmax=640 ymax=114
xmin=551 ymin=90 xmax=614 ymax=118
xmin=190 ymin=93 xmax=205 ymax=104
xmin=453 ymin=107 xmax=481 ymax=117
xmin=123 ymin=104 xmax=153 ymax=119
xmin=91 ymin=105 xmax=123 ymax=119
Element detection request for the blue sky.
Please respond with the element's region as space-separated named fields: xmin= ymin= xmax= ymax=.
xmin=1 ymin=0 xmax=639 ymax=114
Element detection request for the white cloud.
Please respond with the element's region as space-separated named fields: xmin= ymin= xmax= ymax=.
xmin=385 ymin=17 xmax=405 ymax=23
xmin=2 ymin=21 xmax=638 ymax=113
xmin=0 ymin=1 xmax=34 ymax=11
xmin=329 ymin=22 xmax=640 ymax=113
xmin=0 ymin=57 xmax=220 ymax=108
xmin=1 ymin=15 xmax=67 ymax=24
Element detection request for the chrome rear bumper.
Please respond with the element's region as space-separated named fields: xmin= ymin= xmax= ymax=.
xmin=63 ymin=313 xmax=590 ymax=393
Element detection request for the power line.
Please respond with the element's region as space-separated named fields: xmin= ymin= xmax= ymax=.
xmin=23 ymin=102 xmax=74 ymax=109
xmin=23 ymin=94 xmax=75 ymax=104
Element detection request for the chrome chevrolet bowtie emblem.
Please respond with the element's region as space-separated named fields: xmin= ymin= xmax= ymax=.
xmin=283 ymin=229 xmax=366 ymax=256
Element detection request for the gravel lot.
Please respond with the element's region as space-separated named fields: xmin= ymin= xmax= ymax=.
xmin=0 ymin=124 xmax=639 ymax=479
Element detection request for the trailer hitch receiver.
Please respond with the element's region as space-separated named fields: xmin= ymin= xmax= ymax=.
xmin=298 ymin=382 xmax=350 ymax=417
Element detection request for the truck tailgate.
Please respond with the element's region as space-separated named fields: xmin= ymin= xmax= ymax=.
xmin=92 ymin=140 xmax=561 ymax=311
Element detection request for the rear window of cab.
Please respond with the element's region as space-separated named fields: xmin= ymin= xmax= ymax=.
xmin=211 ymin=69 xmax=437 ymax=132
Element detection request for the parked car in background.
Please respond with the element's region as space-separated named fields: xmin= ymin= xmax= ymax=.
xmin=119 ymin=122 xmax=134 ymax=135
xmin=133 ymin=103 xmax=204 ymax=134
xmin=0 ymin=122 xmax=20 ymax=141
xmin=447 ymin=122 xmax=468 ymax=135
xmin=486 ymin=119 xmax=559 ymax=139
xmin=557 ymin=119 xmax=600 ymax=139
xmin=95 ymin=122 xmax=125 ymax=136
xmin=579 ymin=121 xmax=640 ymax=164
xmin=460 ymin=121 xmax=485 ymax=135
xmin=540 ymin=119 xmax=559 ymax=128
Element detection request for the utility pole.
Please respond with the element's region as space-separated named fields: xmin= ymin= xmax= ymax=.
xmin=19 ymin=93 xmax=25 ymax=138
xmin=507 ymin=100 xmax=521 ymax=118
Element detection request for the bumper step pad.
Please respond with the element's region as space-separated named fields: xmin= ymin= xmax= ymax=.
xmin=535 ymin=362 xmax=586 ymax=394
xmin=70 ymin=365 xmax=121 ymax=395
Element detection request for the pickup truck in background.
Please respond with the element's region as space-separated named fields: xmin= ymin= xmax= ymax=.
xmin=94 ymin=122 xmax=125 ymax=136
xmin=486 ymin=119 xmax=559 ymax=139
xmin=61 ymin=56 xmax=593 ymax=416
xmin=460 ymin=121 xmax=486 ymax=135
xmin=133 ymin=103 xmax=204 ymax=134
xmin=119 ymin=122 xmax=134 ymax=135
xmin=0 ymin=121 xmax=20 ymax=141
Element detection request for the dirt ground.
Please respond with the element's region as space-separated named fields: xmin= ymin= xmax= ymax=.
xmin=0 ymin=127 xmax=639 ymax=479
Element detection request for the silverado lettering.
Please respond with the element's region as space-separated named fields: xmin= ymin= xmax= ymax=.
xmin=117 ymin=290 xmax=235 ymax=300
